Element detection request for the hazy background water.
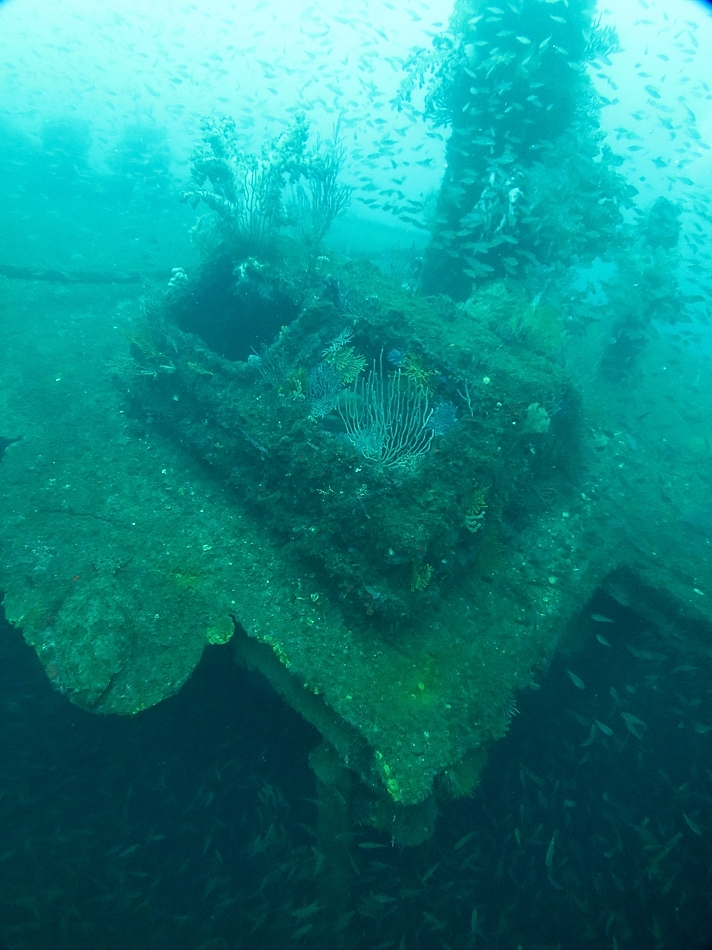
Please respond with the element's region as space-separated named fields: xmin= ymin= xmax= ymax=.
xmin=1 ymin=0 xmax=712 ymax=273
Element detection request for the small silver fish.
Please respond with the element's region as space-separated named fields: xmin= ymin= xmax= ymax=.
xmin=545 ymin=831 xmax=556 ymax=869
xmin=566 ymin=669 xmax=585 ymax=689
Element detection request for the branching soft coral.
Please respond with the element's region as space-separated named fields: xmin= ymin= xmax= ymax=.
xmin=182 ymin=113 xmax=350 ymax=252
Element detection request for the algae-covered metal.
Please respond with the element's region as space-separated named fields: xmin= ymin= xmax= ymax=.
xmin=2 ymin=256 xmax=712 ymax=845
xmin=126 ymin=255 xmax=580 ymax=625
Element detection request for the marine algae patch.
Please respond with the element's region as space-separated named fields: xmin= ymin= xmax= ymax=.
xmin=126 ymin=253 xmax=580 ymax=625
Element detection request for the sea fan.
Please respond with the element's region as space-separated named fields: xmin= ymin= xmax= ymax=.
xmin=403 ymin=353 xmax=435 ymax=390
xmin=325 ymin=345 xmax=366 ymax=384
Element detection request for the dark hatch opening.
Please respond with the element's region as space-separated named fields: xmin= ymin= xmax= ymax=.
xmin=167 ymin=253 xmax=300 ymax=362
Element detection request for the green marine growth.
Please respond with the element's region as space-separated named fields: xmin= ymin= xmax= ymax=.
xmin=182 ymin=113 xmax=351 ymax=254
xmin=125 ymin=266 xmax=580 ymax=624
xmin=598 ymin=197 xmax=686 ymax=380
xmin=400 ymin=0 xmax=634 ymax=299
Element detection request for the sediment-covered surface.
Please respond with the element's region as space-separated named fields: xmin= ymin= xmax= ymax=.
xmin=1 ymin=273 xmax=711 ymax=841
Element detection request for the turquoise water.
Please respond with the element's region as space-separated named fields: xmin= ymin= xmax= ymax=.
xmin=2 ymin=1 xmax=712 ymax=948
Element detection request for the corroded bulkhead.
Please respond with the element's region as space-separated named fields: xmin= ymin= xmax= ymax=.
xmin=126 ymin=251 xmax=580 ymax=624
